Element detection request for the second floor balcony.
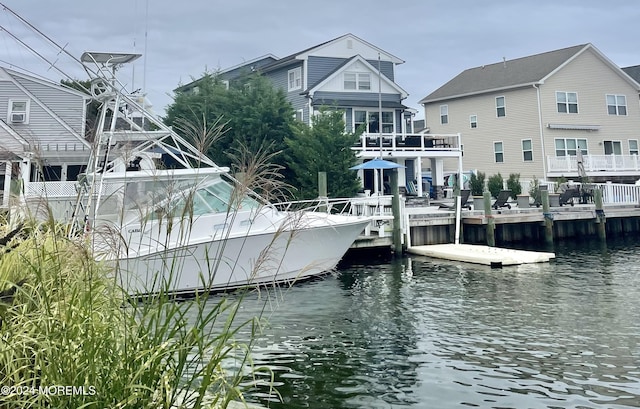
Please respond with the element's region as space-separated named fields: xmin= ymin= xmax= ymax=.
xmin=352 ymin=133 xmax=461 ymax=158
xmin=547 ymin=154 xmax=640 ymax=178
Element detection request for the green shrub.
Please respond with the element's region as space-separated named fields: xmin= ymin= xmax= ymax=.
xmin=469 ymin=171 xmax=486 ymax=196
xmin=506 ymin=173 xmax=522 ymax=199
xmin=529 ymin=175 xmax=541 ymax=200
xmin=487 ymin=173 xmax=504 ymax=198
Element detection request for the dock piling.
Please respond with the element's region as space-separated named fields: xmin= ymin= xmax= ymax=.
xmin=483 ymin=191 xmax=495 ymax=247
xmin=391 ymin=170 xmax=403 ymax=254
xmin=542 ymin=189 xmax=554 ymax=245
xmin=594 ymin=189 xmax=606 ymax=241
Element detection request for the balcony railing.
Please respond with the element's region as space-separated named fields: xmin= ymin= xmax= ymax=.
xmin=352 ymin=133 xmax=460 ymax=152
xmin=548 ymin=154 xmax=640 ymax=175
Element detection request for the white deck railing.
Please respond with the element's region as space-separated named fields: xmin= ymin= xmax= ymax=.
xmin=352 ymin=132 xmax=461 ymax=152
xmin=548 ymin=154 xmax=640 ymax=174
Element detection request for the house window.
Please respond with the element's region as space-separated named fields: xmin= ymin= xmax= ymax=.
xmin=494 ymin=141 xmax=504 ymax=163
xmin=8 ymin=99 xmax=29 ymax=123
xmin=606 ymin=94 xmax=627 ymax=115
xmin=555 ymin=138 xmax=587 ymax=157
xmin=344 ymin=73 xmax=371 ymax=91
xmin=603 ymin=140 xmax=622 ymax=155
xmin=470 ymin=115 xmax=477 ymax=128
xmin=288 ymin=67 xmax=302 ymax=91
xmin=522 ymin=139 xmax=533 ymax=161
xmin=294 ymin=109 xmax=303 ymax=122
xmin=354 ymin=109 xmax=394 ymax=133
xmin=440 ymin=105 xmax=448 ymax=124
xmin=629 ymin=140 xmax=638 ymax=155
xmin=556 ymin=91 xmax=578 ymax=113
xmin=496 ymin=97 xmax=505 ymax=117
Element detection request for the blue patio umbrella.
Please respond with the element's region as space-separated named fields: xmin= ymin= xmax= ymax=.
xmin=350 ymin=158 xmax=405 ymax=170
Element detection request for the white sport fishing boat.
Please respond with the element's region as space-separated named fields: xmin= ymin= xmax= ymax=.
xmin=72 ymin=52 xmax=369 ymax=296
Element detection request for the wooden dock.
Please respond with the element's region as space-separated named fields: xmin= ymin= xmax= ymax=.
xmin=351 ymin=200 xmax=640 ymax=250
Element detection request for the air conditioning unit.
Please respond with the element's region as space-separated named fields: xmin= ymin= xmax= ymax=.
xmin=11 ymin=113 xmax=25 ymax=123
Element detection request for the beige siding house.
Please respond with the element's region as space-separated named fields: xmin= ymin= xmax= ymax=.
xmin=420 ymin=44 xmax=640 ymax=184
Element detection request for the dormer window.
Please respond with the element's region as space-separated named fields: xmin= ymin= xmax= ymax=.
xmin=288 ymin=67 xmax=302 ymax=91
xmin=9 ymin=99 xmax=29 ymax=124
xmin=344 ymin=72 xmax=370 ymax=91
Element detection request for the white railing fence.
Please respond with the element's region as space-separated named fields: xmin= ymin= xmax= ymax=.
xmin=548 ymin=154 xmax=640 ymax=173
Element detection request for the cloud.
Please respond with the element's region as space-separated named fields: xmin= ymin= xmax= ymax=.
xmin=0 ymin=0 xmax=637 ymax=118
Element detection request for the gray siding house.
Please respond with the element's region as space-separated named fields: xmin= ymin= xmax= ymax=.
xmin=0 ymin=67 xmax=89 ymax=206
xmin=179 ymin=34 xmax=413 ymax=134
xmin=420 ymin=44 xmax=640 ymax=185
xmin=179 ymin=34 xmax=433 ymax=193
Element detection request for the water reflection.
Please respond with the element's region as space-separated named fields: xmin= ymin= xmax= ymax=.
xmin=210 ymin=241 xmax=640 ymax=408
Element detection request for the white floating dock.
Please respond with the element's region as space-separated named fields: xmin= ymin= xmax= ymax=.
xmin=407 ymin=244 xmax=555 ymax=267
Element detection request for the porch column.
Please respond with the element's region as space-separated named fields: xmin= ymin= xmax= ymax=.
xmin=416 ymin=157 xmax=423 ymax=197
xmin=431 ymin=158 xmax=445 ymax=199
xmin=2 ymin=161 xmax=11 ymax=208
xmin=19 ymin=159 xmax=30 ymax=202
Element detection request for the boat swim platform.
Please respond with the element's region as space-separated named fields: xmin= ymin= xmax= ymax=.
xmin=407 ymin=244 xmax=555 ymax=267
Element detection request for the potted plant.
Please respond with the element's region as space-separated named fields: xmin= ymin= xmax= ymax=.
xmin=508 ymin=173 xmax=528 ymax=208
xmin=469 ymin=171 xmax=486 ymax=210
xmin=487 ymin=173 xmax=504 ymax=199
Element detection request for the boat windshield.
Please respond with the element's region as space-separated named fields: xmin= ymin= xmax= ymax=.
xmin=93 ymin=172 xmax=262 ymax=224
xmin=148 ymin=178 xmax=262 ymax=220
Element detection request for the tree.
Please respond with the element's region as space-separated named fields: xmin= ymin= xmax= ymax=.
xmin=164 ymin=72 xmax=295 ymax=172
xmin=285 ymin=109 xmax=361 ymax=199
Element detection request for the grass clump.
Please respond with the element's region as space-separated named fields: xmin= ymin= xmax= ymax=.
xmin=0 ymin=218 xmax=258 ymax=408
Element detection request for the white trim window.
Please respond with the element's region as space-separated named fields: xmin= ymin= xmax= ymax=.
xmin=496 ymin=96 xmax=505 ymax=117
xmin=8 ymin=99 xmax=29 ymax=124
xmin=470 ymin=114 xmax=477 ymax=128
xmin=344 ymin=72 xmax=371 ymax=91
xmin=606 ymin=94 xmax=627 ymax=115
xmin=556 ymin=91 xmax=578 ymax=113
xmin=555 ymin=138 xmax=587 ymax=157
xmin=629 ymin=139 xmax=638 ymax=155
xmin=288 ymin=67 xmax=302 ymax=91
xmin=294 ymin=109 xmax=304 ymax=122
xmin=522 ymin=139 xmax=533 ymax=162
xmin=494 ymin=141 xmax=504 ymax=163
xmin=353 ymin=109 xmax=394 ymax=133
xmin=603 ymin=140 xmax=622 ymax=155
xmin=440 ymin=105 xmax=448 ymax=124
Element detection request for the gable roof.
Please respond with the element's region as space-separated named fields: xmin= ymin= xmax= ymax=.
xmin=622 ymin=65 xmax=640 ymax=84
xmin=174 ymin=54 xmax=278 ymax=92
xmin=419 ymin=44 xmax=593 ymax=104
xmin=260 ymin=33 xmax=404 ymax=72
xmin=0 ymin=120 xmax=29 ymax=157
xmin=305 ymin=54 xmax=408 ymax=98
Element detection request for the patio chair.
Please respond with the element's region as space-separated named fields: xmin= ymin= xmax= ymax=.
xmin=439 ymin=189 xmax=471 ymax=210
xmin=559 ymin=188 xmax=580 ymax=206
xmin=492 ymin=190 xmax=512 ymax=210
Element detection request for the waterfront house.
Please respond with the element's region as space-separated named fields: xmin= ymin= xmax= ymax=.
xmin=0 ymin=66 xmax=89 ymax=207
xmin=179 ymin=34 xmax=462 ymax=197
xmin=419 ymin=44 xmax=640 ymax=185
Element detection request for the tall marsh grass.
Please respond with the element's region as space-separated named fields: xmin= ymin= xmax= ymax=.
xmin=0 ymin=219 xmax=261 ymax=408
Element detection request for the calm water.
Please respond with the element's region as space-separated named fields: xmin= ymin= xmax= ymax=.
xmin=217 ymin=239 xmax=640 ymax=408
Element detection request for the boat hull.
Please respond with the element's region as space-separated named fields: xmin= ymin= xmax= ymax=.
xmin=110 ymin=212 xmax=369 ymax=296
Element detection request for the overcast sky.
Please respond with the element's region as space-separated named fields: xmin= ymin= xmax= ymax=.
xmin=0 ymin=1 xmax=638 ymax=119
